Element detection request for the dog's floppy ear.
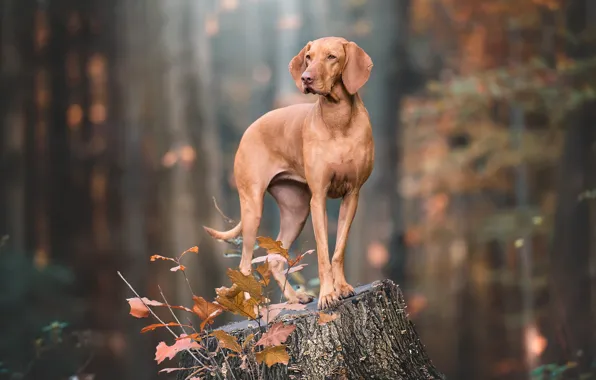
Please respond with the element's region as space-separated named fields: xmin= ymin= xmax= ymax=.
xmin=342 ymin=41 xmax=373 ymax=95
xmin=289 ymin=42 xmax=311 ymax=91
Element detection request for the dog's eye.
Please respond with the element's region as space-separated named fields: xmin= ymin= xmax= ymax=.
xmin=305 ymin=54 xmax=311 ymax=61
xmin=328 ymin=54 xmax=337 ymax=60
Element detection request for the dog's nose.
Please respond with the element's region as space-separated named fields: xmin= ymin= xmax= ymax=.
xmin=301 ymin=72 xmax=314 ymax=85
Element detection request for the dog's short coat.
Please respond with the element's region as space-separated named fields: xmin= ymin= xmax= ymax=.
xmin=205 ymin=37 xmax=374 ymax=310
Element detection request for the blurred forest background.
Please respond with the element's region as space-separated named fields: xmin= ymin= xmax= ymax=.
xmin=1 ymin=0 xmax=595 ymax=379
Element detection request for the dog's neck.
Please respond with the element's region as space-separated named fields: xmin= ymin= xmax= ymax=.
xmin=316 ymin=82 xmax=361 ymax=131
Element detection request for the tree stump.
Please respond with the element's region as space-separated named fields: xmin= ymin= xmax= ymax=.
xmin=178 ymin=279 xmax=444 ymax=379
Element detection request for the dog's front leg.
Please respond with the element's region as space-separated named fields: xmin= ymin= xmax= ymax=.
xmin=331 ymin=190 xmax=359 ymax=299
xmin=310 ymin=191 xmax=339 ymax=309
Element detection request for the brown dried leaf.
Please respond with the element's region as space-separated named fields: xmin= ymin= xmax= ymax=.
xmin=256 ymin=260 xmax=271 ymax=286
xmin=255 ymin=345 xmax=290 ymax=367
xmin=210 ymin=330 xmax=242 ymax=353
xmin=170 ymin=265 xmax=186 ymax=272
xmin=256 ymin=236 xmax=290 ymax=260
xmin=192 ymin=296 xmax=224 ymax=330
xmin=255 ymin=322 xmax=296 ymax=347
xmin=227 ymin=269 xmax=263 ymax=300
xmin=216 ymin=292 xmax=258 ymax=319
xmin=318 ymin=312 xmax=339 ymax=325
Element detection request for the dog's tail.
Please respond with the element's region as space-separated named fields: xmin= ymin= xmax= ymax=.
xmin=203 ymin=221 xmax=242 ymax=242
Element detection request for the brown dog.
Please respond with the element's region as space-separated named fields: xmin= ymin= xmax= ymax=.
xmin=204 ymin=37 xmax=374 ymax=310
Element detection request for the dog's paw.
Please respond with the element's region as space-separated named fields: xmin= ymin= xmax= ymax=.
xmin=317 ymin=291 xmax=340 ymax=310
xmin=295 ymin=291 xmax=315 ymax=304
xmin=335 ymin=282 xmax=355 ymax=300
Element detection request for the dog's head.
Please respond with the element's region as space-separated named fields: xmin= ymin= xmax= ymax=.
xmin=289 ymin=37 xmax=373 ymax=96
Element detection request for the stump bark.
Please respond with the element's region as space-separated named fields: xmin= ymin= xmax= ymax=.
xmin=178 ymin=279 xmax=444 ymax=379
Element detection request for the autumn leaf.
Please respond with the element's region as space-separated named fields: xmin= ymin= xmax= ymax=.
xmin=287 ymin=248 xmax=314 ymax=267
xmin=256 ymin=260 xmax=271 ymax=286
xmin=256 ymin=236 xmax=290 ymax=260
xmin=255 ymin=322 xmax=296 ymax=347
xmin=179 ymin=246 xmax=199 ymax=260
xmin=141 ymin=322 xmax=192 ymax=333
xmin=216 ymin=291 xmax=258 ymax=319
xmin=155 ymin=334 xmax=201 ymax=364
xmin=252 ymin=254 xmax=288 ymax=264
xmin=126 ymin=297 xmax=164 ymax=318
xmin=227 ymin=269 xmax=263 ymax=300
xmin=215 ymin=284 xmax=242 ymax=298
xmin=318 ymin=312 xmax=339 ymax=325
xmin=284 ymin=264 xmax=307 ymax=275
xmin=192 ymin=296 xmax=223 ymax=330
xmin=126 ymin=297 xmax=192 ymax=318
xmin=170 ymin=265 xmax=186 ymax=272
xmin=242 ymin=333 xmax=255 ymax=349
xmin=150 ymin=254 xmax=176 ymax=263
xmin=210 ymin=330 xmax=242 ymax=353
xmin=255 ymin=345 xmax=290 ymax=367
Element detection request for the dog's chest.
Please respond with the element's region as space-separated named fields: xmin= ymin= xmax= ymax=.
xmin=325 ymin=140 xmax=371 ymax=198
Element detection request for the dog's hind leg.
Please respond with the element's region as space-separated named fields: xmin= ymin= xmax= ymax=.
xmin=268 ymin=180 xmax=314 ymax=304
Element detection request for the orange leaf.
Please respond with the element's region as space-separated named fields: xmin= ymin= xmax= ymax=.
xmin=210 ymin=330 xmax=242 ymax=353
xmin=154 ymin=334 xmax=201 ymax=364
xmin=141 ymin=322 xmax=192 ymax=333
xmin=318 ymin=312 xmax=339 ymax=325
xmin=150 ymin=254 xmax=176 ymax=263
xmin=192 ymin=296 xmax=224 ymax=330
xmin=255 ymin=345 xmax=290 ymax=367
xmin=255 ymin=322 xmax=296 ymax=347
xmin=179 ymin=246 xmax=199 ymax=260
xmin=256 ymin=236 xmax=290 ymax=260
xmin=126 ymin=297 xmax=192 ymax=319
xmin=170 ymin=265 xmax=186 ymax=272
xmin=215 ymin=291 xmax=258 ymax=319
xmin=227 ymin=269 xmax=263 ymax=300
xmin=256 ymin=260 xmax=271 ymax=286
xmin=126 ymin=297 xmax=164 ymax=318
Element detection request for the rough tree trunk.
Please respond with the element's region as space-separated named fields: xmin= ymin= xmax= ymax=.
xmin=178 ymin=280 xmax=444 ymax=380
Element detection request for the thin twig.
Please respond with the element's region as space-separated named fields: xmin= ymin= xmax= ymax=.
xmin=75 ymin=352 xmax=95 ymax=376
xmin=158 ymin=285 xmax=189 ymax=335
xmin=181 ymin=269 xmax=197 ymax=297
xmin=213 ymin=196 xmax=236 ymax=224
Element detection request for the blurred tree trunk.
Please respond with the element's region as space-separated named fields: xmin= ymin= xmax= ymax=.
xmin=117 ymin=1 xmax=155 ymax=379
xmin=0 ymin=0 xmax=30 ymax=252
xmin=547 ymin=0 xmax=596 ymax=370
xmin=156 ymin=0 xmax=224 ymax=307
xmin=346 ymin=0 xmax=411 ymax=286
